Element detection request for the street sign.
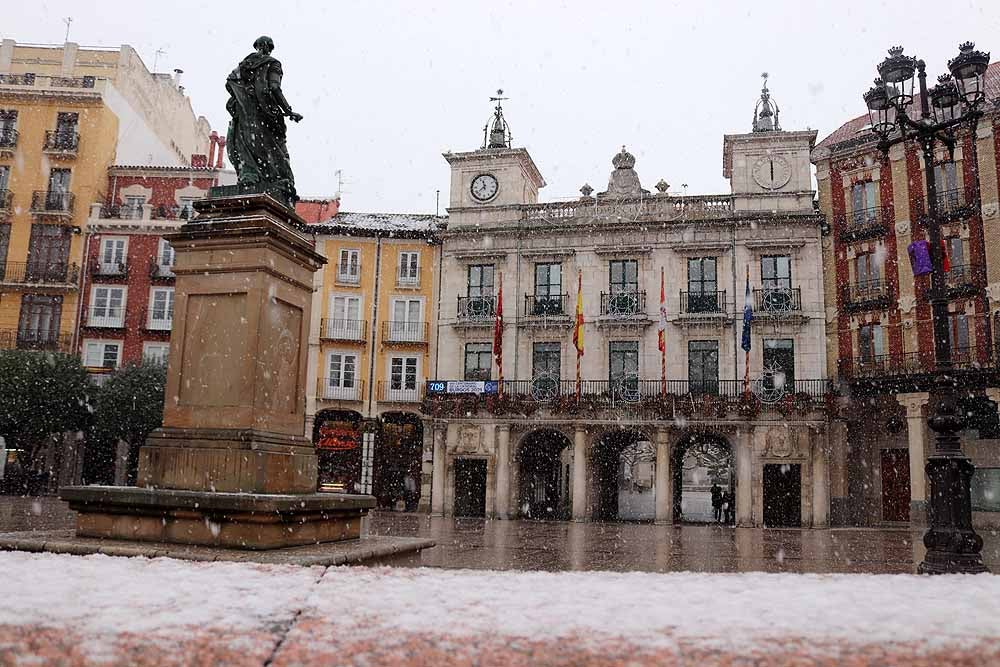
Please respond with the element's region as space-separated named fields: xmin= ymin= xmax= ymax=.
xmin=425 ymin=380 xmax=499 ymax=395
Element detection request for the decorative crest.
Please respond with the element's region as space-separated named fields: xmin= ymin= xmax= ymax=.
xmin=483 ymin=88 xmax=512 ymax=149
xmin=752 ymin=72 xmax=781 ymax=132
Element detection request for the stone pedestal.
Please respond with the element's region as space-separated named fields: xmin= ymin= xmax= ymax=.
xmin=61 ymin=194 xmax=380 ymax=551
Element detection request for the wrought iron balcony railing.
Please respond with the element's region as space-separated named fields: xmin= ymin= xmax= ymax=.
xmin=0 ymin=128 xmax=17 ymax=149
xmin=335 ymin=267 xmax=361 ymax=284
xmin=99 ymin=203 xmax=194 ymax=221
xmin=396 ymin=270 xmax=420 ymax=288
xmin=935 ymin=188 xmax=969 ymax=216
xmin=524 ymin=293 xmax=568 ymax=316
xmin=0 ymin=189 xmax=12 ymax=212
xmin=840 ymin=346 xmax=996 ymax=381
xmin=144 ymin=309 xmax=173 ymax=331
xmin=838 ymin=206 xmax=888 ymax=241
xmin=841 ymin=280 xmax=890 ymax=310
xmin=457 ymin=295 xmax=496 ymax=321
xmin=92 ymin=261 xmax=128 ymax=278
xmin=317 ymin=378 xmax=365 ymax=402
xmin=753 ymin=287 xmax=802 ymax=314
xmin=943 ymin=263 xmax=983 ymax=296
xmin=0 ymin=261 xmax=79 ymax=285
xmin=321 ymin=318 xmax=367 ymax=341
xmin=377 ymin=380 xmax=424 ymax=403
xmin=84 ymin=307 xmax=125 ymax=329
xmin=30 ymin=191 xmax=74 ymax=215
xmin=680 ymin=290 xmax=726 ymax=314
xmin=43 ymin=130 xmax=79 ymax=152
xmin=382 ymin=320 xmax=429 ymax=344
xmin=0 ymin=328 xmax=73 ymax=352
xmin=600 ymin=291 xmax=647 ymax=318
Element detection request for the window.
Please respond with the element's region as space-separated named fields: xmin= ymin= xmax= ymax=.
xmin=0 ymin=110 xmax=16 ymax=147
xmin=325 ymin=352 xmax=359 ymax=400
xmin=853 ymin=251 xmax=882 ymax=293
xmin=100 ymin=237 xmax=127 ymax=273
xmin=178 ymin=197 xmax=198 ymax=220
xmin=532 ymin=342 xmax=561 ymax=397
xmin=48 ymin=167 xmax=71 ymax=193
xmin=123 ymin=196 xmax=145 ymax=219
xmin=761 ymin=256 xmax=791 ymax=291
xmin=328 ymin=295 xmax=363 ymax=339
xmin=157 ymin=238 xmax=175 ymax=270
xmin=83 ymin=340 xmax=121 ymax=369
xmin=934 ymin=161 xmax=958 ymax=193
xmin=763 ymin=339 xmax=795 ymax=394
xmin=143 ymin=342 xmax=170 ymax=365
xmin=390 ymin=298 xmax=422 ymax=341
xmin=42 ymin=169 xmax=71 ymax=212
xmin=467 ymin=264 xmax=495 ymax=297
xmin=337 ymin=249 xmax=361 ymax=283
xmin=398 ymin=251 xmax=420 ymax=285
xmin=610 ymin=340 xmax=639 ymax=396
xmin=149 ymin=288 xmax=174 ymax=330
xmin=90 ymin=286 xmax=125 ymax=327
xmin=850 ymin=181 xmax=879 ymax=224
xmin=17 ymin=295 xmax=61 ymax=347
xmin=388 ymin=356 xmax=419 ymax=400
xmin=858 ymin=323 xmax=885 ymax=362
xmin=533 ymin=263 xmax=563 ymax=314
xmin=948 ymin=312 xmax=971 ymax=360
xmin=26 ymin=224 xmax=70 ymax=281
xmin=687 ymin=258 xmax=719 ymax=313
xmin=463 ymin=264 xmax=496 ymax=319
xmin=464 ymin=343 xmax=493 ymax=381
xmin=0 ymin=222 xmax=9 ymax=281
xmin=688 ymin=340 xmax=719 ymax=395
xmin=55 ymin=112 xmax=78 ymax=136
xmin=0 ymin=165 xmax=9 ymax=191
xmin=609 ymin=260 xmax=638 ymax=294
xmin=946 ymin=236 xmax=966 ymax=274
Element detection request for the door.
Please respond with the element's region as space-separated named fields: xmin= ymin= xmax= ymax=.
xmin=688 ymin=340 xmax=719 ymax=395
xmin=532 ymin=342 xmax=561 ymax=399
xmin=609 ymin=340 xmax=639 ymax=398
xmin=101 ymin=238 xmax=127 ymax=273
xmin=533 ymin=263 xmax=563 ymax=314
xmin=763 ymin=463 xmax=801 ymax=527
xmin=17 ymin=295 xmax=62 ymax=347
xmin=26 ymin=224 xmax=70 ymax=281
xmin=880 ymin=449 xmax=911 ymax=522
xmin=391 ymin=298 xmax=421 ymax=341
xmin=687 ymin=257 xmax=718 ymax=312
xmin=454 ymin=459 xmax=487 ymax=517
xmin=329 ymin=295 xmax=362 ymax=339
xmin=762 ymin=339 xmax=795 ymax=395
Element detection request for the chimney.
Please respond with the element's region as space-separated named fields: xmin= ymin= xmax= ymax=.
xmin=208 ymin=131 xmax=218 ymax=167
xmin=215 ymin=136 xmax=226 ymax=168
xmin=172 ymin=68 xmax=183 ymax=88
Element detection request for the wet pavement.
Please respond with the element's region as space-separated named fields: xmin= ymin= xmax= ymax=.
xmin=4 ymin=495 xmax=1000 ymax=573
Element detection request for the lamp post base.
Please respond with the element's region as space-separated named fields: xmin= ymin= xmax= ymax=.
xmin=918 ymin=454 xmax=988 ymax=575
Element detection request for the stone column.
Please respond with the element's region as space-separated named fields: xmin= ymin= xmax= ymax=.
xmin=812 ymin=429 xmax=830 ymax=528
xmin=736 ymin=428 xmax=754 ymax=526
xmin=898 ymin=392 xmax=930 ymax=524
xmin=443 ymin=422 xmax=460 ymax=516
xmin=495 ymin=424 xmax=511 ymax=519
xmin=572 ymin=425 xmax=588 ymax=521
xmin=654 ymin=427 xmax=671 ymax=524
xmin=430 ymin=423 xmax=446 ymax=516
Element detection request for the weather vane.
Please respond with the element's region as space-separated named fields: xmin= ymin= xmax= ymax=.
xmin=483 ymin=88 xmax=512 ymax=149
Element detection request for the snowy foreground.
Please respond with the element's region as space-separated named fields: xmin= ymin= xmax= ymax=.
xmin=2 ymin=552 xmax=1000 ymax=666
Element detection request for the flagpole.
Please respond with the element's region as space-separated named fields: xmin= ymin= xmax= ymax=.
xmin=660 ymin=267 xmax=666 ymax=397
xmin=575 ymin=270 xmax=583 ymax=402
xmin=496 ymin=271 xmax=504 ymax=399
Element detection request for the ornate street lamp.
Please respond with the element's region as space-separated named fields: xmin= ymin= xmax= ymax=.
xmin=862 ymin=43 xmax=991 ymax=575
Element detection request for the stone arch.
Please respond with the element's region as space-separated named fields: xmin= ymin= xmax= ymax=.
xmin=515 ymin=428 xmax=573 ymax=520
xmin=671 ymin=430 xmax=735 ymax=524
xmin=376 ymin=412 xmax=423 ymax=511
xmin=591 ymin=427 xmax=656 ymax=521
xmin=313 ymin=408 xmax=364 ymax=493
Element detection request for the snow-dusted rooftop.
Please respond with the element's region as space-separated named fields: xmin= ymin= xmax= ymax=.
xmin=309 ymin=211 xmax=446 ymax=236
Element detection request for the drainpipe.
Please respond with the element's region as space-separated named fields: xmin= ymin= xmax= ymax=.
xmin=366 ymin=234 xmax=382 ymax=417
xmin=731 ymin=223 xmax=739 ymax=380
xmin=513 ymin=223 xmax=522 ymax=380
xmin=434 ymin=231 xmax=443 ymax=379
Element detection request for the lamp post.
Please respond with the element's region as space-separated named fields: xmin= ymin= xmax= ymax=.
xmin=863 ymin=42 xmax=990 ymax=574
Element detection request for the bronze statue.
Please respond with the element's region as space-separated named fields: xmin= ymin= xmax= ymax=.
xmin=225 ymin=36 xmax=303 ymax=209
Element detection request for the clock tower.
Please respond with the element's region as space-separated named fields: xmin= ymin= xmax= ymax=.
xmin=722 ymin=74 xmax=817 ymax=213
xmin=443 ymin=92 xmax=545 ymax=227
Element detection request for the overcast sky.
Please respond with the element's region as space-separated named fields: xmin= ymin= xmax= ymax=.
xmin=7 ymin=1 xmax=1000 ymax=213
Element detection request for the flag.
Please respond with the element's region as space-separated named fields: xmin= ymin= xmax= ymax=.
xmin=493 ymin=272 xmax=504 ymax=371
xmin=941 ymin=240 xmax=951 ymax=273
xmin=573 ymin=271 xmax=584 ymax=357
xmin=657 ymin=268 xmax=667 ymax=353
xmin=741 ymin=265 xmax=753 ymax=353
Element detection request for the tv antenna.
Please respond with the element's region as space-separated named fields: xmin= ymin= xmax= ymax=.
xmin=62 ymin=17 xmax=73 ymax=43
xmin=153 ymin=48 xmax=167 ymax=73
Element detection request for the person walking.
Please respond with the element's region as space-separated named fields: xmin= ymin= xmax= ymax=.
xmin=711 ymin=483 xmax=723 ymax=522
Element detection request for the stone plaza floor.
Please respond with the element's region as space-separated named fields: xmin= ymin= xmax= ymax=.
xmin=3 ymin=495 xmax=1000 ymax=573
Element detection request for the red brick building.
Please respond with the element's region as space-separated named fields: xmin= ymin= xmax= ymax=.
xmin=77 ymin=165 xmax=230 ymax=381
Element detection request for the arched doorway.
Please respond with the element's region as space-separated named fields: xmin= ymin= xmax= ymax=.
xmin=517 ymin=429 xmax=572 ymax=520
xmin=672 ymin=432 xmax=735 ymax=524
xmin=313 ymin=409 xmax=364 ymax=493
xmin=375 ymin=413 xmax=423 ymax=511
xmin=592 ymin=430 xmax=655 ymax=521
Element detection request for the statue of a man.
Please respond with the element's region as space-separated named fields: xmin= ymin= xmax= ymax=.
xmin=225 ymin=36 xmax=303 ymax=209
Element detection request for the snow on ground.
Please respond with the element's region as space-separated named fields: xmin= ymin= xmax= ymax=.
xmin=2 ymin=551 xmax=1000 ymax=666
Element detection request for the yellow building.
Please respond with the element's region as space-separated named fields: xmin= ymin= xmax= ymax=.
xmin=0 ymin=39 xmax=210 ymax=353
xmin=304 ymin=211 xmax=443 ymax=512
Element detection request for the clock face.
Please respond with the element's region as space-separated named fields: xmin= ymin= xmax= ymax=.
xmin=470 ymin=173 xmax=499 ymax=202
xmin=752 ymin=155 xmax=792 ymax=190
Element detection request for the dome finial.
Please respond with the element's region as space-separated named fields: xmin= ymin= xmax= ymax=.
xmin=753 ymin=72 xmax=781 ymax=132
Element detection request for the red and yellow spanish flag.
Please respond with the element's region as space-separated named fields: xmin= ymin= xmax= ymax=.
xmin=573 ymin=271 xmax=584 ymax=357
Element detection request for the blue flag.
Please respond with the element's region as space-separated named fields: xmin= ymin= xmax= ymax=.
xmin=741 ymin=266 xmax=753 ymax=353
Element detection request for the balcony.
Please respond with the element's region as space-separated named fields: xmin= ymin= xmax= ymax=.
xmin=144 ymin=311 xmax=172 ymax=332
xmin=0 ymin=189 xmax=12 ymax=213
xmin=600 ymin=291 xmax=647 ymax=318
xmin=0 ymin=262 xmax=79 ymax=286
xmin=396 ymin=271 xmax=420 ymax=288
xmin=0 ymin=328 xmax=73 ymax=353
xmin=149 ymin=261 xmax=175 ymax=280
xmin=680 ymin=290 xmax=726 ymax=315
xmin=84 ymin=307 xmax=125 ymax=329
xmin=456 ymin=295 xmax=496 ymax=324
xmin=753 ymin=287 xmax=802 ymax=315
xmin=935 ymin=188 xmax=972 ymax=218
xmin=321 ymin=318 xmax=367 ymax=342
xmin=31 ymin=191 xmax=75 ymax=217
xmin=92 ymin=261 xmax=128 ymax=280
xmin=99 ymin=203 xmax=195 ymax=221
xmin=42 ymin=129 xmax=79 ymax=156
xmin=382 ymin=321 xmax=429 ymax=344
xmin=0 ymin=128 xmax=17 ymax=150
xmin=524 ymin=293 xmax=568 ymax=317
xmin=377 ymin=380 xmax=424 ymax=403
xmin=840 ymin=346 xmax=998 ymax=383
xmin=317 ymin=378 xmax=365 ymax=402
xmin=838 ymin=206 xmax=888 ymax=242
xmin=335 ymin=267 xmax=361 ymax=285
xmin=841 ymin=280 xmax=890 ymax=312
xmin=942 ymin=263 xmax=983 ymax=298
